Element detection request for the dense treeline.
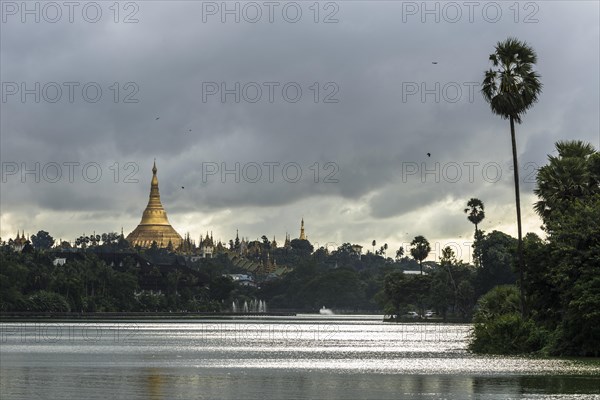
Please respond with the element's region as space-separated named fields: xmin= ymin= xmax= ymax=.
xmin=0 ymin=229 xmax=518 ymax=318
xmin=470 ymin=141 xmax=600 ymax=356
xmin=0 ymin=249 xmax=227 ymax=313
xmin=377 ymin=232 xmax=516 ymax=320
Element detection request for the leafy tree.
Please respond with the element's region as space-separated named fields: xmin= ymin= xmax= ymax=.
xmin=469 ymin=285 xmax=547 ymax=354
xmin=395 ymin=246 xmax=404 ymax=261
xmin=539 ymin=195 xmax=600 ymax=356
xmin=167 ymin=269 xmax=183 ymax=295
xmin=474 ymin=230 xmax=517 ymax=296
xmin=456 ymin=280 xmax=475 ymax=319
xmin=261 ymin=235 xmax=271 ymax=250
xmin=100 ymin=232 xmax=120 ymax=246
xmin=290 ymin=239 xmax=313 ymax=258
xmin=209 ymin=276 xmax=235 ymax=301
xmin=473 ymin=285 xmax=520 ymax=322
xmin=464 ymin=198 xmax=485 ymax=266
xmin=482 ymin=37 xmax=542 ymax=316
xmin=521 ymin=232 xmax=559 ymax=323
xmin=28 ymin=291 xmax=70 ymax=312
xmin=382 ymin=272 xmax=431 ymax=317
xmin=534 ymin=140 xmax=600 ymax=221
xmin=149 ymin=266 xmax=162 ymax=292
xmin=301 ymin=268 xmax=365 ymax=309
xmin=429 ymin=268 xmax=453 ymax=320
xmin=471 ymin=141 xmax=600 ymax=356
xmin=75 ymin=235 xmax=90 ymax=249
xmin=30 ymin=230 xmax=55 ymax=250
xmin=410 ymin=235 xmax=431 ymax=274
xmin=439 ymin=246 xmax=458 ymax=310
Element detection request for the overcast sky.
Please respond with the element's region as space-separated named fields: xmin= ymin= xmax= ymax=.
xmin=1 ymin=0 xmax=599 ymax=262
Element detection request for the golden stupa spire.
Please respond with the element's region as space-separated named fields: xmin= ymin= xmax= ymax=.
xmin=126 ymin=161 xmax=183 ymax=248
xmin=299 ymin=218 xmax=306 ymax=240
xmin=140 ymin=161 xmax=170 ymax=226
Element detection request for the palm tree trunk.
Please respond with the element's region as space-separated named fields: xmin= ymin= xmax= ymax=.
xmin=474 ymin=224 xmax=483 ymax=268
xmin=474 ymin=224 xmax=478 ymax=267
xmin=510 ymin=116 xmax=526 ymax=317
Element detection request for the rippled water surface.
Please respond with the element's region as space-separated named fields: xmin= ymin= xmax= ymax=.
xmin=1 ymin=315 xmax=599 ymax=399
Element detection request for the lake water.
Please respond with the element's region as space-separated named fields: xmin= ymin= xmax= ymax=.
xmin=1 ymin=315 xmax=599 ymax=399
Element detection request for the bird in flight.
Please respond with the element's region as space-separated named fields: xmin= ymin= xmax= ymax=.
xmin=427 ymin=153 xmax=431 ymax=157
xmin=432 ymin=62 xmax=438 ymax=64
xmin=155 ymin=117 xmax=160 ymax=120
xmin=181 ymin=186 xmax=185 ymax=189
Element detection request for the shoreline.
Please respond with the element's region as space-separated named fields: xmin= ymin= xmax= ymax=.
xmin=0 ymin=311 xmax=296 ymax=321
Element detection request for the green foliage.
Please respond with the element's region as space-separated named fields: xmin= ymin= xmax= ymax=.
xmin=472 ymin=140 xmax=600 ymax=357
xmin=28 ymin=291 xmax=70 ymax=312
xmin=535 ymin=141 xmax=599 ymax=220
xmin=481 ymin=37 xmax=542 ymax=123
xmin=261 ymin=260 xmax=370 ymax=310
xmin=526 ymin=143 xmax=600 ymax=355
xmin=540 ymin=196 xmax=600 ymax=356
xmin=209 ymin=276 xmax=235 ymax=301
xmin=472 ymin=285 xmax=520 ymax=323
xmin=301 ymin=268 xmax=365 ymax=309
xmin=469 ymin=285 xmax=548 ymax=354
xmin=0 ymin=249 xmax=227 ymax=313
xmin=475 ymin=231 xmax=517 ymax=296
xmin=464 ymin=198 xmax=485 ymax=230
xmin=30 ymin=230 xmax=55 ymax=250
xmin=410 ymin=235 xmax=431 ymax=273
xmin=470 ymin=312 xmax=548 ymax=355
xmin=290 ymin=239 xmax=314 ymax=257
xmin=381 ymin=272 xmax=433 ymax=316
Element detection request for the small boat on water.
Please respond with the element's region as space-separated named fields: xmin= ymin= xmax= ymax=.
xmin=319 ymin=306 xmax=334 ymax=315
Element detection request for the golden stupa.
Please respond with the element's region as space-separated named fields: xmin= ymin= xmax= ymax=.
xmin=126 ymin=161 xmax=183 ymax=248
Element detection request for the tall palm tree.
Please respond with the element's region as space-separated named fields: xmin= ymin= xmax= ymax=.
xmin=464 ymin=198 xmax=485 ymax=235
xmin=410 ymin=235 xmax=431 ymax=275
xmin=464 ymin=198 xmax=485 ymax=267
xmin=396 ymin=246 xmax=404 ymax=261
xmin=482 ymin=37 xmax=542 ymax=317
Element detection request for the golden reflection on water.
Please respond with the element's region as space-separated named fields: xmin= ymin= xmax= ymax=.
xmin=145 ymin=368 xmax=165 ymax=399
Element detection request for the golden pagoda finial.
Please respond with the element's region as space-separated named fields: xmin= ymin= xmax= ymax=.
xmin=300 ymin=218 xmax=306 ymax=240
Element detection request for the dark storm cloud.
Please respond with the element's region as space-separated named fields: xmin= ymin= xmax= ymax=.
xmin=1 ymin=1 xmax=598 ymax=255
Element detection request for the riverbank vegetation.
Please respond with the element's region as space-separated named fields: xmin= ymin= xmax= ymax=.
xmin=469 ymin=140 xmax=600 ymax=356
